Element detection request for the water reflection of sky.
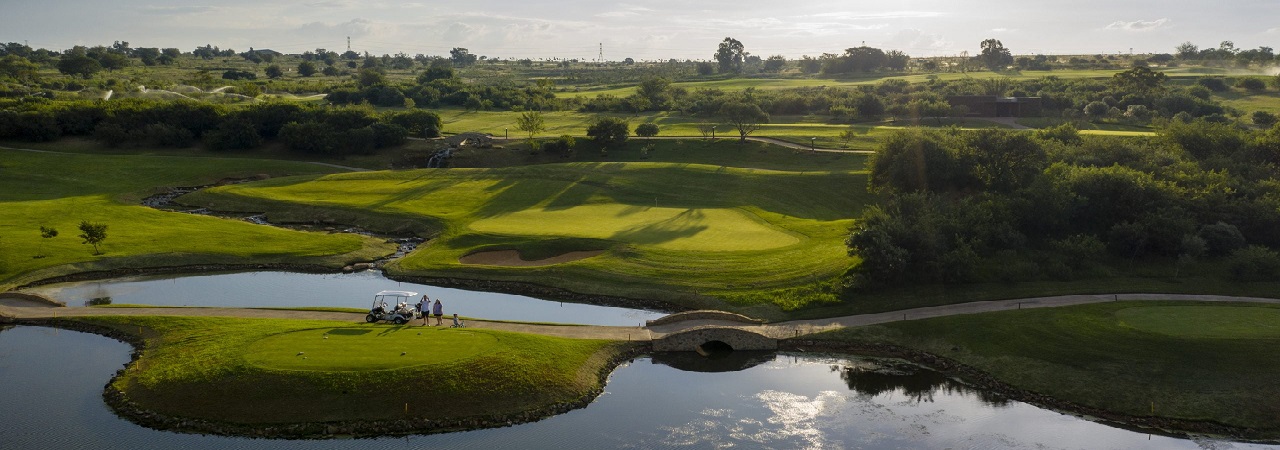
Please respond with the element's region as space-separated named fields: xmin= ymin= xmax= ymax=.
xmin=2 ymin=327 xmax=1276 ymax=450
xmin=23 ymin=270 xmax=665 ymax=326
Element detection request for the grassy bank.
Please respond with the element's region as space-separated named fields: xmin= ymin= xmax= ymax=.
xmin=76 ymin=315 xmax=625 ymax=427
xmin=0 ymin=149 xmax=396 ymax=290
xmin=810 ymin=301 xmax=1280 ymax=436
xmin=180 ymin=147 xmax=870 ymax=317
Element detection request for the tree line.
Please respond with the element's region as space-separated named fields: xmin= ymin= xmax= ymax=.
xmin=0 ymin=98 xmax=442 ymax=157
xmin=848 ymin=121 xmax=1280 ymax=289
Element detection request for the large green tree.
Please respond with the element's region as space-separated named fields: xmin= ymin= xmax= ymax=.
xmin=718 ymin=102 xmax=769 ymax=141
xmin=713 ymin=37 xmax=746 ymax=73
xmin=978 ymin=39 xmax=1013 ymax=71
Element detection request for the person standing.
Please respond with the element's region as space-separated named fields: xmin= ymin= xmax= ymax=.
xmin=432 ymin=299 xmax=444 ymax=326
xmin=419 ymin=295 xmax=431 ymax=326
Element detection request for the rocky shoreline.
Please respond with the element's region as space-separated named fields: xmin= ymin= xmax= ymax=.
xmin=780 ymin=338 xmax=1277 ymax=443
xmin=0 ymin=317 xmax=651 ymax=439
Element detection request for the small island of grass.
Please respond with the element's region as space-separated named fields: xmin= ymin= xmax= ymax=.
xmin=70 ymin=315 xmax=633 ymax=437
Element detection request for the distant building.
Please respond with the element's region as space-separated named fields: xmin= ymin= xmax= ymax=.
xmin=947 ymin=96 xmax=1042 ymax=117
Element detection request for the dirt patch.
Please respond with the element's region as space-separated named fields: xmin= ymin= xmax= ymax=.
xmin=459 ymin=249 xmax=604 ymax=267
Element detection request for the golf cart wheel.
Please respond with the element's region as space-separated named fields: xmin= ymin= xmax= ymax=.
xmin=365 ymin=314 xmax=378 ymax=323
xmin=393 ymin=317 xmax=407 ymax=325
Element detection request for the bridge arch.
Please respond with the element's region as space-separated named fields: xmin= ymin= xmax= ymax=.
xmin=652 ymin=326 xmax=777 ymax=352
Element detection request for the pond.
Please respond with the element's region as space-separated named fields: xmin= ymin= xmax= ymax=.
xmin=1 ymin=325 xmax=1272 ymax=450
xmin=23 ymin=270 xmax=664 ymax=326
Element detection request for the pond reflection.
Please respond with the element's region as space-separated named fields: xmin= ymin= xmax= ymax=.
xmin=835 ymin=359 xmax=1009 ymax=406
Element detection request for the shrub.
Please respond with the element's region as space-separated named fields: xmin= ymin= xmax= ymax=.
xmin=543 ymin=135 xmax=576 ymax=155
xmin=204 ymin=120 xmax=262 ymax=151
xmin=1196 ymin=77 xmax=1229 ymax=92
xmin=1252 ymin=111 xmax=1278 ymax=127
xmin=586 ymin=117 xmax=629 ymax=147
xmin=1226 ymin=245 xmax=1280 ymax=281
xmin=1198 ymin=222 xmax=1246 ymax=256
xmin=1236 ymin=77 xmax=1267 ymax=92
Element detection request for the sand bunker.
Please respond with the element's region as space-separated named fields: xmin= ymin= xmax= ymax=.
xmin=459 ymin=249 xmax=604 ymax=267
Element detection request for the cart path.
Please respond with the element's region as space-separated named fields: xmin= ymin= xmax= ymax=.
xmin=6 ymin=293 xmax=1280 ymax=341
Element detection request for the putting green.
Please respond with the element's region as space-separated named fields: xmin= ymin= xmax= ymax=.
xmin=244 ymin=326 xmax=500 ymax=371
xmin=467 ymin=204 xmax=800 ymax=251
xmin=1115 ymin=306 xmax=1280 ymax=339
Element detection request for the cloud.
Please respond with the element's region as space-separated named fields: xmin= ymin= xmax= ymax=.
xmin=294 ymin=18 xmax=378 ymax=38
xmin=1105 ymin=18 xmax=1170 ymax=31
xmin=990 ymin=28 xmax=1016 ymax=33
xmin=138 ymin=5 xmax=217 ymax=15
xmin=883 ymin=29 xmax=950 ymax=53
xmin=808 ymin=11 xmax=944 ymax=20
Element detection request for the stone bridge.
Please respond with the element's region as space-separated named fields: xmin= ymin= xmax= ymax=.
xmin=647 ymin=310 xmax=777 ymax=353
xmin=651 ymin=325 xmax=777 ymax=353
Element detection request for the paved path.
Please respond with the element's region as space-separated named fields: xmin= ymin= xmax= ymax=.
xmin=6 ymin=293 xmax=1279 ymax=342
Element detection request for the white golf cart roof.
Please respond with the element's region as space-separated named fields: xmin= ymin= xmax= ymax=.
xmin=374 ymin=290 xmax=419 ymax=298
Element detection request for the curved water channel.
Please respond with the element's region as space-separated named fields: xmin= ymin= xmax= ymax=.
xmin=1 ymin=326 xmax=1272 ymax=450
xmin=22 ymin=270 xmax=665 ymax=326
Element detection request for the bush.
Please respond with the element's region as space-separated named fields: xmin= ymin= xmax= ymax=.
xmin=1198 ymin=222 xmax=1246 ymax=256
xmin=1226 ymin=245 xmax=1280 ymax=281
xmin=543 ymin=135 xmax=576 ymax=155
xmin=139 ymin=123 xmax=195 ymax=147
xmin=1252 ymin=110 xmax=1278 ymax=127
xmin=204 ymin=120 xmax=262 ymax=151
xmin=635 ymin=123 xmax=659 ymax=138
xmin=92 ymin=123 xmax=130 ymax=147
xmin=1196 ymin=77 xmax=1229 ymax=92
xmin=586 ymin=117 xmax=629 ymax=147
xmin=1237 ymin=77 xmax=1267 ymax=92
xmin=368 ymin=123 xmax=408 ymax=148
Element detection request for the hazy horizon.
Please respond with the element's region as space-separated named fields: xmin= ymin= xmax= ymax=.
xmin=3 ymin=1 xmax=1278 ymax=61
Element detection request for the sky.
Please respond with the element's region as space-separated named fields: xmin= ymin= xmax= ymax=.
xmin=2 ymin=0 xmax=1278 ymax=61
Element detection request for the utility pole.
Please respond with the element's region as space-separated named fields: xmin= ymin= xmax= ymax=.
xmin=598 ymin=43 xmax=603 ymax=65
xmin=347 ymin=36 xmax=351 ymax=52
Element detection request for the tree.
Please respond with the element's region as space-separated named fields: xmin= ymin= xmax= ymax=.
xmin=1113 ymin=66 xmax=1167 ymax=93
xmin=635 ymin=123 xmax=659 ymax=140
xmin=718 ymin=102 xmax=768 ymax=141
xmin=297 ymin=60 xmax=317 ymax=77
xmin=77 ymin=221 xmax=107 ymax=255
xmin=1175 ymin=42 xmax=1199 ymax=59
xmin=978 ymin=39 xmax=1013 ymax=71
xmin=515 ymin=111 xmax=545 ymax=147
xmin=36 ymin=226 xmax=57 ymax=258
xmin=586 ymin=117 xmax=629 ymax=147
xmin=264 ymin=65 xmax=283 ymax=79
xmin=763 ymin=55 xmax=786 ymax=72
xmin=0 ymin=54 xmax=40 ymax=82
xmin=57 ymin=55 xmax=101 ymax=78
xmin=449 ymin=48 xmax=477 ymax=67
xmin=713 ymin=37 xmax=746 ymax=73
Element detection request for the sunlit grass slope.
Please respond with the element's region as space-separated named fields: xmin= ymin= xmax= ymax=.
xmin=0 ymin=149 xmax=396 ymax=289
xmin=183 ymin=160 xmax=870 ymax=316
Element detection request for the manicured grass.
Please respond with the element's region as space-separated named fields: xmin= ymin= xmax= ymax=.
xmin=812 ymin=301 xmax=1280 ymax=435
xmin=0 ymin=149 xmax=396 ymax=290
xmin=244 ymin=326 xmax=503 ymax=371
xmin=180 ymin=160 xmax=868 ymax=316
xmin=1216 ymin=89 xmax=1280 ymax=116
xmin=76 ymin=315 xmax=622 ymax=425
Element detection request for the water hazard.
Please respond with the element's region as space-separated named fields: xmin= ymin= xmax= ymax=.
xmin=23 ymin=270 xmax=664 ymax=326
xmin=1 ymin=326 xmax=1272 ymax=450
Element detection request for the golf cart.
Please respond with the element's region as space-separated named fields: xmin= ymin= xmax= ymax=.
xmin=366 ymin=290 xmax=419 ymax=324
